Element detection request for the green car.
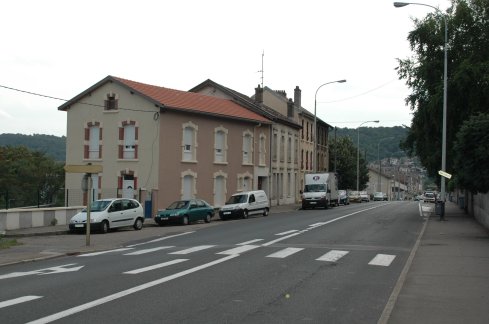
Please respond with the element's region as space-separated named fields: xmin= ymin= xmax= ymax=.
xmin=155 ymin=199 xmax=215 ymax=226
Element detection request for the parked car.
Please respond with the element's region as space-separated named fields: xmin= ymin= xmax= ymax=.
xmin=338 ymin=190 xmax=350 ymax=205
xmin=348 ymin=191 xmax=362 ymax=203
xmin=383 ymin=193 xmax=388 ymax=201
xmin=219 ymin=190 xmax=269 ymax=220
xmin=360 ymin=191 xmax=370 ymax=202
xmin=69 ymin=198 xmax=144 ymax=234
xmin=155 ymin=199 xmax=214 ymax=226
xmin=423 ymin=191 xmax=436 ymax=203
xmin=373 ymin=192 xmax=384 ymax=201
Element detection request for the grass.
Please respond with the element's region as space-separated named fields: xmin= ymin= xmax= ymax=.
xmin=0 ymin=236 xmax=21 ymax=249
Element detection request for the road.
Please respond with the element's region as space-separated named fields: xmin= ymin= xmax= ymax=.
xmin=0 ymin=201 xmax=423 ymax=323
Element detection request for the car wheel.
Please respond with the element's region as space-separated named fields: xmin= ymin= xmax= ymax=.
xmin=243 ymin=210 xmax=249 ymax=219
xmin=204 ymin=213 xmax=211 ymax=223
xmin=182 ymin=215 xmax=189 ymax=225
xmin=133 ymin=218 xmax=143 ymax=230
xmin=101 ymin=220 xmax=109 ymax=234
xmin=263 ymin=208 xmax=269 ymax=216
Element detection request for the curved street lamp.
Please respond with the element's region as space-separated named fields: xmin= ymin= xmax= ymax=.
xmin=394 ymin=1 xmax=448 ymax=206
xmin=357 ymin=120 xmax=379 ymax=192
xmin=313 ymin=79 xmax=347 ymax=172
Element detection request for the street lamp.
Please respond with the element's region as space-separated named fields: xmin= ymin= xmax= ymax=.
xmin=357 ymin=120 xmax=379 ymax=192
xmin=394 ymin=1 xmax=448 ymax=205
xmin=377 ymin=137 xmax=394 ymax=191
xmin=314 ymin=79 xmax=346 ymax=172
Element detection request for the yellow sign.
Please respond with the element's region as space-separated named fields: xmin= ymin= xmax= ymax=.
xmin=438 ymin=170 xmax=452 ymax=179
xmin=64 ymin=164 xmax=103 ymax=174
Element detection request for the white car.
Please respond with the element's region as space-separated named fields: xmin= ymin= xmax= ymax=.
xmin=69 ymin=198 xmax=145 ymax=233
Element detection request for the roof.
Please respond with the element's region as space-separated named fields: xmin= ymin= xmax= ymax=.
xmin=58 ymin=76 xmax=271 ymax=124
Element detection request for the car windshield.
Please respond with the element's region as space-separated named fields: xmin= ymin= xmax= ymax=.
xmin=374 ymin=192 xmax=383 ymax=196
xmin=425 ymin=193 xmax=435 ymax=198
xmin=167 ymin=201 xmax=189 ymax=210
xmin=339 ymin=190 xmax=346 ymax=195
xmin=82 ymin=200 xmax=111 ymax=212
xmin=304 ymin=184 xmax=326 ymax=192
xmin=226 ymin=195 xmax=247 ymax=204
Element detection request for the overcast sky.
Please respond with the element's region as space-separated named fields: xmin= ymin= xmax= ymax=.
xmin=0 ymin=0 xmax=451 ymax=137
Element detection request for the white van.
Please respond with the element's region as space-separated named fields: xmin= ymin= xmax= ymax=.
xmin=219 ymin=190 xmax=269 ymax=220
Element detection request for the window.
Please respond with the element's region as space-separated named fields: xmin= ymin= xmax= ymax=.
xmin=118 ymin=121 xmax=138 ymax=159
xmin=272 ymin=133 xmax=278 ymax=161
xmin=182 ymin=122 xmax=198 ymax=162
xmin=214 ymin=127 xmax=227 ymax=163
xmin=104 ymin=93 xmax=118 ymax=111
xmin=280 ymin=134 xmax=285 ymax=162
xmin=84 ymin=122 xmax=102 ymax=160
xmin=287 ymin=136 xmax=292 ymax=163
xmin=242 ymin=131 xmax=253 ymax=164
xmin=259 ymin=134 xmax=266 ymax=166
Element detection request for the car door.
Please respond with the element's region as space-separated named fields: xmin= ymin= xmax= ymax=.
xmin=108 ymin=199 xmax=124 ymax=228
xmin=122 ymin=199 xmax=138 ymax=226
xmin=188 ymin=200 xmax=199 ymax=222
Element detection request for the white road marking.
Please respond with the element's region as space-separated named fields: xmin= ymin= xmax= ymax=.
xmin=275 ymin=230 xmax=298 ymax=236
xmin=123 ymin=246 xmax=174 ymax=255
xmin=169 ymin=245 xmax=215 ymax=255
xmin=308 ymin=222 xmax=326 ymax=228
xmin=124 ymin=259 xmax=188 ymax=274
xmin=369 ymin=254 xmax=396 ymax=267
xmin=266 ymin=247 xmax=304 ymax=258
xmin=237 ymin=239 xmax=264 ymax=245
xmin=77 ymin=248 xmax=133 ymax=257
xmin=217 ymin=245 xmax=260 ymax=255
xmin=316 ymin=250 xmax=350 ymax=262
xmin=261 ymin=231 xmax=303 ymax=246
xmin=26 ymin=255 xmax=239 ymax=324
xmin=126 ymin=231 xmax=195 ymax=248
xmin=0 ymin=264 xmax=83 ymax=280
xmin=0 ymin=296 xmax=42 ymax=309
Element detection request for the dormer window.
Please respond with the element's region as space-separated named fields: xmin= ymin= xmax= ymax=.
xmin=105 ymin=93 xmax=118 ymax=111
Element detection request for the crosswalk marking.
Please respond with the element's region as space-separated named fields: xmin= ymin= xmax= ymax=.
xmin=217 ymin=245 xmax=260 ymax=255
xmin=266 ymin=247 xmax=304 ymax=258
xmin=124 ymin=246 xmax=174 ymax=255
xmin=237 ymin=239 xmax=264 ymax=245
xmin=124 ymin=259 xmax=188 ymax=274
xmin=169 ymin=245 xmax=215 ymax=255
xmin=0 ymin=296 xmax=42 ymax=309
xmin=368 ymin=254 xmax=396 ymax=267
xmin=316 ymin=250 xmax=350 ymax=262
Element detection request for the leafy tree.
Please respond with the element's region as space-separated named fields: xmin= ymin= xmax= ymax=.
xmin=0 ymin=146 xmax=65 ymax=208
xmin=453 ymin=113 xmax=489 ymax=193
xmin=329 ymin=136 xmax=369 ymax=190
xmin=398 ymin=0 xmax=489 ymax=187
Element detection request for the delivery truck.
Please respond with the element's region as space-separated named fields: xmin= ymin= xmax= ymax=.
xmin=301 ymin=173 xmax=339 ymax=209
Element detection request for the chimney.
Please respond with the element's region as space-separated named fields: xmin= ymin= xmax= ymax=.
xmin=255 ymin=85 xmax=263 ymax=104
xmin=294 ymin=86 xmax=301 ymax=109
xmin=287 ymin=98 xmax=294 ymax=118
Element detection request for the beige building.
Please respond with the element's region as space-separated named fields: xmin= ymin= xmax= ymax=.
xmin=59 ymin=76 xmax=271 ymax=212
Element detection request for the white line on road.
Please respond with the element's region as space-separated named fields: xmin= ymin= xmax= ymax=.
xmin=0 ymin=296 xmax=42 ymax=309
xmin=266 ymin=248 xmax=304 ymax=258
xmin=126 ymin=231 xmax=195 ymax=248
xmin=275 ymin=230 xmax=299 ymax=236
xmin=123 ymin=246 xmax=174 ymax=255
xmin=77 ymin=248 xmax=134 ymax=257
xmin=169 ymin=245 xmax=215 ymax=255
xmin=236 ymin=239 xmax=264 ymax=245
xmin=217 ymin=245 xmax=260 ymax=255
xmin=368 ymin=254 xmax=396 ymax=267
xmin=124 ymin=259 xmax=188 ymax=274
xmin=316 ymin=250 xmax=350 ymax=262
xmin=26 ymin=254 xmax=239 ymax=324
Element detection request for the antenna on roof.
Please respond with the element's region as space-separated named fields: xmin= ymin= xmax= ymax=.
xmin=257 ymin=50 xmax=264 ymax=88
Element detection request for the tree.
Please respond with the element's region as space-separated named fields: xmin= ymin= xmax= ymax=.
xmin=398 ymin=0 xmax=489 ymax=188
xmin=328 ymin=136 xmax=369 ymax=190
xmin=0 ymin=146 xmax=65 ymax=208
xmin=453 ymin=113 xmax=489 ymax=193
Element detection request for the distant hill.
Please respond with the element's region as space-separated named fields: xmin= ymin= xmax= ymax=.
xmin=0 ymin=133 xmax=66 ymax=161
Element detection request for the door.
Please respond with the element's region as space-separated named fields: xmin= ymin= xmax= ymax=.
xmin=122 ymin=175 xmax=134 ymax=199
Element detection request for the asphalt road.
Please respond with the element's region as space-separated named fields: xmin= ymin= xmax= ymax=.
xmin=0 ymin=201 xmax=423 ymax=324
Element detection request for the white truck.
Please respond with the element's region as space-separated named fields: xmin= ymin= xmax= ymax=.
xmin=301 ymin=173 xmax=339 ymax=209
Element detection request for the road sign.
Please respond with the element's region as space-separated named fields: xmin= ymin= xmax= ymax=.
xmin=64 ymin=164 xmax=103 ymax=173
xmin=438 ymin=170 xmax=452 ymax=179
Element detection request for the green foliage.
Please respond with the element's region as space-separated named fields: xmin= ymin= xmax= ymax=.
xmin=0 ymin=146 xmax=65 ymax=208
xmin=453 ymin=113 xmax=489 ymax=193
xmin=0 ymin=134 xmax=66 ymax=162
xmin=398 ymin=0 xmax=489 ymax=189
xmin=0 ymin=236 xmax=21 ymax=249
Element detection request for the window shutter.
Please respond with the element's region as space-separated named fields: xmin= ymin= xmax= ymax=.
xmin=84 ymin=128 xmax=89 ymax=141
xmin=119 ymin=127 xmax=124 ymax=140
xmin=84 ymin=145 xmax=89 ymax=159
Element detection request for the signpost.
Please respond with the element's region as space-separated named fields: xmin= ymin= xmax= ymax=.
xmin=64 ymin=164 xmax=103 ymax=246
xmin=438 ymin=170 xmax=452 ymax=179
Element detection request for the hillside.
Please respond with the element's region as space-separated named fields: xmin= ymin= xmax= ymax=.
xmin=0 ymin=133 xmax=66 ymax=161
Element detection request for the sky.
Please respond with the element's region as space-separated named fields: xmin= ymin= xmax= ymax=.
xmin=0 ymin=0 xmax=452 ymax=137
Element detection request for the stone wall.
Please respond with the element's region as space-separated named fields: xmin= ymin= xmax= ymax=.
xmin=0 ymin=207 xmax=83 ymax=232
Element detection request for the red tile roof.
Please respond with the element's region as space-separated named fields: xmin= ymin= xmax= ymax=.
xmin=113 ymin=76 xmax=270 ymax=124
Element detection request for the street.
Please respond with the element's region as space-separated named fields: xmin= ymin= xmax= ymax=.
xmin=1 ymin=201 xmax=423 ymax=323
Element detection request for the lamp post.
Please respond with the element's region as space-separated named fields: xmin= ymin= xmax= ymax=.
xmin=377 ymin=137 xmax=394 ymax=192
xmin=357 ymin=120 xmax=379 ymax=192
xmin=313 ymin=79 xmax=346 ymax=172
xmin=394 ymin=1 xmax=448 ymax=205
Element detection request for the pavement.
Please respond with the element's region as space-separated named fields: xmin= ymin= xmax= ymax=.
xmin=1 ymin=202 xmax=488 ymax=323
